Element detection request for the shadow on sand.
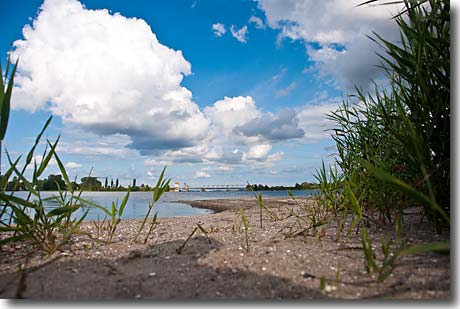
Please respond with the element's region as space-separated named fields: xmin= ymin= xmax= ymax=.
xmin=0 ymin=236 xmax=327 ymax=300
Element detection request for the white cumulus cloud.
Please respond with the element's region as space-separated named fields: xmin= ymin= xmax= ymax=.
xmin=12 ymin=0 xmax=209 ymax=154
xmin=204 ymin=96 xmax=261 ymax=141
xmin=244 ymin=144 xmax=272 ymax=160
xmin=256 ymin=0 xmax=403 ymax=88
xmin=8 ymin=0 xmax=309 ymax=169
xmin=296 ymin=96 xmax=342 ymax=142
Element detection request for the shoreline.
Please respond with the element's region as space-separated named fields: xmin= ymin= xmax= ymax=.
xmin=176 ymin=196 xmax=305 ymax=213
xmin=0 ymin=197 xmax=450 ymax=299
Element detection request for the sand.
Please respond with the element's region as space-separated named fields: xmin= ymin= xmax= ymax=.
xmin=0 ymin=197 xmax=450 ymax=300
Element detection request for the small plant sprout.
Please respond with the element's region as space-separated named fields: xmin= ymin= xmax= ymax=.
xmin=100 ymin=190 xmax=131 ymax=244
xmin=176 ymin=223 xmax=212 ymax=254
xmin=134 ymin=166 xmax=170 ymax=243
xmin=247 ymin=182 xmax=278 ymax=228
xmin=240 ymin=208 xmax=250 ymax=253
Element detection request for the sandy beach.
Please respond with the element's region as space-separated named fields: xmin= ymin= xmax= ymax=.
xmin=0 ymin=197 xmax=450 ymax=300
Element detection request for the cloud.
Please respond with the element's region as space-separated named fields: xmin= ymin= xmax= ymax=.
xmin=195 ymin=170 xmax=211 ymax=178
xmin=276 ymin=81 xmax=297 ymax=97
xmin=249 ymin=15 xmax=265 ymax=29
xmin=234 ymin=108 xmax=304 ymax=141
xmin=9 ymin=0 xmax=307 ymax=169
xmin=12 ymin=0 xmax=209 ymax=154
xmin=66 ymin=161 xmax=82 ymax=169
xmin=204 ymin=96 xmax=261 ymax=143
xmin=256 ymin=0 xmax=402 ymax=89
xmin=212 ymin=23 xmax=226 ymax=37
xmin=213 ymin=165 xmax=234 ymax=172
xmin=57 ymin=130 xmax=138 ymax=158
xmin=244 ymin=144 xmax=272 ymax=160
xmin=230 ymin=25 xmax=248 ymax=43
xmin=296 ymin=97 xmax=342 ymax=142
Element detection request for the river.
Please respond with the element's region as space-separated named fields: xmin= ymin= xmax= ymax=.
xmin=2 ymin=189 xmax=319 ymax=221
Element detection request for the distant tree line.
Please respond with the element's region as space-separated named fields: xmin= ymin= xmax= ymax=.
xmin=246 ymin=182 xmax=319 ymax=191
xmin=5 ymin=174 xmax=165 ymax=192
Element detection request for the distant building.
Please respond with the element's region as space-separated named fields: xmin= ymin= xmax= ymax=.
xmin=174 ymin=181 xmax=180 ymax=192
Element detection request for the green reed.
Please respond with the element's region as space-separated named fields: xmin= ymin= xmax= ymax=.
xmin=240 ymin=208 xmax=250 ymax=253
xmin=133 ymin=166 xmax=170 ymax=243
xmin=313 ymin=0 xmax=450 ymax=280
xmin=0 ymin=116 xmax=94 ymax=254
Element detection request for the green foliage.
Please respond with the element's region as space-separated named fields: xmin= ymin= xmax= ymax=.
xmin=246 ymin=182 xmax=319 ymax=191
xmin=0 ymin=55 xmax=18 ymax=142
xmin=247 ymin=182 xmax=279 ymax=228
xmin=94 ymin=190 xmax=131 ymax=244
xmin=314 ymin=0 xmax=450 ymax=280
xmin=325 ymin=0 xmax=449 ymax=226
xmin=80 ymin=177 xmax=102 ymax=191
xmin=134 ymin=166 xmax=170 ymax=243
xmin=314 ymin=162 xmax=348 ymax=241
xmin=0 ymin=116 xmax=94 ymax=254
xmin=176 ymin=223 xmax=212 ymax=254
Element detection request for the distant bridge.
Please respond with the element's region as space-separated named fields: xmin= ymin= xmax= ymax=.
xmin=174 ymin=183 xmax=246 ymax=191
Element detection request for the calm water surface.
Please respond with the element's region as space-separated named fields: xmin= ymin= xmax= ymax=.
xmin=7 ymin=190 xmax=318 ymax=221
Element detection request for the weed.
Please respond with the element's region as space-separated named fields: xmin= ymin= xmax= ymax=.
xmin=247 ymin=182 xmax=279 ymax=228
xmin=240 ymin=208 xmax=250 ymax=253
xmin=176 ymin=223 xmax=211 ymax=254
xmin=134 ymin=166 xmax=170 ymax=243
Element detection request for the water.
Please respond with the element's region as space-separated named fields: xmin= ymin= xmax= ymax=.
xmin=3 ymin=189 xmax=318 ymax=221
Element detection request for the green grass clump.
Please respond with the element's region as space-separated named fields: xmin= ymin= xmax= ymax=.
xmin=0 ymin=116 xmax=92 ymax=254
xmin=314 ymin=0 xmax=450 ymax=280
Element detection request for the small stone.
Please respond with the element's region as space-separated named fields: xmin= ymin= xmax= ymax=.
xmin=302 ymin=272 xmax=316 ymax=280
xmin=148 ymin=272 xmax=156 ymax=277
xmin=324 ymin=285 xmax=337 ymax=292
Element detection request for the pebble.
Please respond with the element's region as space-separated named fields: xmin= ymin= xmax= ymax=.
xmin=302 ymin=272 xmax=316 ymax=280
xmin=324 ymin=284 xmax=337 ymax=292
xmin=148 ymin=272 xmax=156 ymax=277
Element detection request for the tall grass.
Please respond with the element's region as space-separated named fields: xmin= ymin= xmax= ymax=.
xmin=314 ymin=0 xmax=450 ymax=279
xmin=0 ymin=116 xmax=92 ymax=254
xmin=323 ymin=0 xmax=449 ymax=227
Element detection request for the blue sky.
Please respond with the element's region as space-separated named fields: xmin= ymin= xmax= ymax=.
xmin=0 ymin=0 xmax=401 ymax=187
